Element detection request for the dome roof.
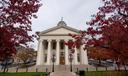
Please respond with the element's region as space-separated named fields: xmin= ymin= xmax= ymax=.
xmin=57 ymin=20 xmax=67 ymax=26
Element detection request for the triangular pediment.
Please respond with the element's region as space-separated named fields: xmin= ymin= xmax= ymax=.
xmin=39 ymin=25 xmax=79 ymax=36
xmin=45 ymin=27 xmax=78 ymax=35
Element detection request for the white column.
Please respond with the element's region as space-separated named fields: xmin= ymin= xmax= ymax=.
xmin=80 ymin=45 xmax=88 ymax=65
xmin=46 ymin=39 xmax=51 ymax=65
xmin=56 ymin=39 xmax=60 ymax=65
xmin=36 ymin=40 xmax=44 ymax=65
xmin=65 ymin=39 xmax=69 ymax=65
xmin=73 ymin=46 xmax=78 ymax=64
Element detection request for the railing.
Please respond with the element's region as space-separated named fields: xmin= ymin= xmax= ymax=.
xmin=0 ymin=65 xmax=127 ymax=72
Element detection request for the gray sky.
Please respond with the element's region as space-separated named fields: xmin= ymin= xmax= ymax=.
xmin=31 ymin=0 xmax=102 ymax=49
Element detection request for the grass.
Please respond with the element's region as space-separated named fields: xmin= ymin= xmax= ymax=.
xmin=0 ymin=72 xmax=46 ymax=76
xmin=0 ymin=71 xmax=128 ymax=76
xmin=85 ymin=71 xmax=128 ymax=76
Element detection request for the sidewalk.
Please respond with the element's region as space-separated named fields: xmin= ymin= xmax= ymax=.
xmin=50 ymin=71 xmax=76 ymax=76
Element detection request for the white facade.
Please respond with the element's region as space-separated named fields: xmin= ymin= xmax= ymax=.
xmin=36 ymin=21 xmax=88 ymax=65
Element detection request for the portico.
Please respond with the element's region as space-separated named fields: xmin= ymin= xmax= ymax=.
xmin=36 ymin=20 xmax=88 ymax=65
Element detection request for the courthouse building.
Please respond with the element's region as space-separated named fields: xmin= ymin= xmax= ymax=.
xmin=36 ymin=20 xmax=88 ymax=65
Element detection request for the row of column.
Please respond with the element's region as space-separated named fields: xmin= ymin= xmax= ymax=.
xmin=36 ymin=39 xmax=88 ymax=65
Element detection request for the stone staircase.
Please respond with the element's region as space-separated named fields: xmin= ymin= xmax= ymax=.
xmin=50 ymin=71 xmax=76 ymax=76
xmin=49 ymin=65 xmax=76 ymax=76
xmin=35 ymin=65 xmax=89 ymax=72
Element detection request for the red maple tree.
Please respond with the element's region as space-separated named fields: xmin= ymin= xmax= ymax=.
xmin=66 ymin=0 xmax=128 ymax=70
xmin=0 ymin=0 xmax=41 ymax=60
xmin=88 ymin=47 xmax=113 ymax=66
xmin=86 ymin=0 xmax=128 ymax=69
xmin=65 ymin=31 xmax=86 ymax=53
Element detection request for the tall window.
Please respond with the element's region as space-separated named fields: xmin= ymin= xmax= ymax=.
xmin=44 ymin=41 xmax=48 ymax=50
xmin=68 ymin=40 xmax=73 ymax=49
xmin=77 ymin=53 xmax=80 ymax=62
xmin=44 ymin=54 xmax=47 ymax=62
xmin=60 ymin=41 xmax=64 ymax=50
xmin=52 ymin=41 xmax=56 ymax=50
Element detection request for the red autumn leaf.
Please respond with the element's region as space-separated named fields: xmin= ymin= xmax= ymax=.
xmin=0 ymin=0 xmax=41 ymax=60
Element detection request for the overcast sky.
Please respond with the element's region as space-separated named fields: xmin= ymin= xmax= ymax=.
xmin=31 ymin=0 xmax=103 ymax=49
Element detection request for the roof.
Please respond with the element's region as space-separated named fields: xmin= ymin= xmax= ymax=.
xmin=39 ymin=20 xmax=80 ymax=36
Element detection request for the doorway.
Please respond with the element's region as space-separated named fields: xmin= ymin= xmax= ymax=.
xmin=60 ymin=52 xmax=65 ymax=65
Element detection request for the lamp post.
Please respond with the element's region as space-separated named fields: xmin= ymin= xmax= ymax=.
xmin=69 ymin=53 xmax=73 ymax=72
xmin=51 ymin=51 xmax=56 ymax=72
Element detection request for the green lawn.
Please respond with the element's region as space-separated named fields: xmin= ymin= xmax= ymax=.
xmin=0 ymin=71 xmax=128 ymax=76
xmin=0 ymin=72 xmax=46 ymax=76
xmin=85 ymin=71 xmax=128 ymax=76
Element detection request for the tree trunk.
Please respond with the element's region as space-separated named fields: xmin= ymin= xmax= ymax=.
xmin=116 ymin=61 xmax=120 ymax=71
xmin=98 ymin=59 xmax=101 ymax=66
xmin=3 ymin=66 xmax=6 ymax=73
xmin=2 ymin=62 xmax=7 ymax=73
xmin=122 ymin=62 xmax=127 ymax=71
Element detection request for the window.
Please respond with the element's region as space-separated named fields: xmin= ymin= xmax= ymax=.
xmin=60 ymin=41 xmax=64 ymax=49
xmin=60 ymin=52 xmax=64 ymax=57
xmin=44 ymin=54 xmax=47 ymax=62
xmin=77 ymin=53 xmax=80 ymax=62
xmin=52 ymin=41 xmax=56 ymax=50
xmin=44 ymin=41 xmax=48 ymax=50
xmin=68 ymin=40 xmax=73 ymax=49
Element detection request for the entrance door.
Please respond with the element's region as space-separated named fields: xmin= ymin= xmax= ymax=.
xmin=60 ymin=52 xmax=65 ymax=65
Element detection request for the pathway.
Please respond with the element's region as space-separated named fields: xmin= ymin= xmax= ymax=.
xmin=50 ymin=71 xmax=76 ymax=76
